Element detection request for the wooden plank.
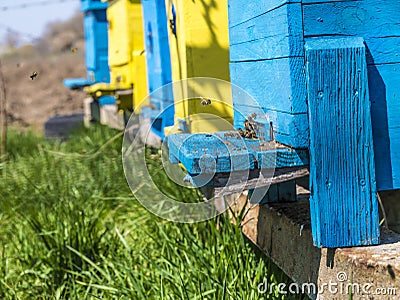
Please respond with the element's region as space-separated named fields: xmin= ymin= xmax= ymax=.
xmin=369 ymin=63 xmax=400 ymax=130
xmin=304 ymin=36 xmax=400 ymax=66
xmin=167 ymin=0 xmax=233 ymax=133
xmin=142 ymin=0 xmax=174 ymax=139
xmin=228 ymin=0 xmax=301 ymax=28
xmin=303 ymin=1 xmax=400 ymax=39
xmin=302 ymin=0 xmax=361 ymax=3
xmin=142 ymin=0 xmax=172 ymax=92
xmin=167 ymin=133 xmax=255 ymax=175
xmin=229 ymin=3 xmax=304 ymax=60
xmin=167 ymin=131 xmax=309 ymax=182
xmin=305 ymin=37 xmax=380 ymax=247
xmin=229 ymin=57 xmax=307 ymax=114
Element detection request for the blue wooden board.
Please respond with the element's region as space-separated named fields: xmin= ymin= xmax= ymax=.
xmin=303 ymin=1 xmax=400 ymax=39
xmin=228 ymin=0 xmax=300 ymax=28
xmin=63 ymin=78 xmax=92 ymax=89
xmin=142 ymin=0 xmax=174 ymax=139
xmin=228 ymin=1 xmax=307 ymax=149
xmin=306 ymin=37 xmax=380 ymax=247
xmin=167 ymin=132 xmax=308 ymax=176
xmin=303 ymin=1 xmax=400 ymax=66
xmin=64 ymin=2 xmax=110 ymax=90
xmin=167 ymin=133 xmax=255 ymax=175
xmin=229 ymin=3 xmax=304 ymax=61
xmin=83 ymin=9 xmax=110 ymax=83
xmin=230 ymin=58 xmax=307 ymax=114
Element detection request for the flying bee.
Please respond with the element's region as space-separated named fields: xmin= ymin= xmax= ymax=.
xmin=71 ymin=47 xmax=78 ymax=53
xmin=30 ymin=71 xmax=38 ymax=80
xmin=200 ymin=97 xmax=211 ymax=106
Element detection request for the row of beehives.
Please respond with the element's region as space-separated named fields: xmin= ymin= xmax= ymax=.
xmin=64 ymin=0 xmax=400 ymax=248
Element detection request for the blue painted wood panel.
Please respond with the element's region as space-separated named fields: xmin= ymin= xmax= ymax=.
xmin=229 ymin=3 xmax=304 ymax=61
xmin=306 ymin=37 xmax=380 ymax=247
xmin=303 ymin=1 xmax=400 ymax=66
xmin=142 ymin=0 xmax=174 ymax=139
xmin=167 ymin=132 xmax=308 ymax=176
xmin=230 ymin=58 xmax=307 ymax=114
xmin=303 ymin=1 xmax=400 ymax=38
xmin=84 ymin=9 xmax=110 ymax=83
xmin=228 ymin=1 xmax=307 ymax=149
xmin=302 ymin=0 xmax=400 ymax=190
xmin=228 ymin=0 xmax=300 ymax=28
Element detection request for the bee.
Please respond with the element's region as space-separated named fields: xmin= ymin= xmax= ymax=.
xmin=71 ymin=47 xmax=78 ymax=53
xmin=200 ymin=97 xmax=211 ymax=106
xmin=30 ymin=71 xmax=38 ymax=80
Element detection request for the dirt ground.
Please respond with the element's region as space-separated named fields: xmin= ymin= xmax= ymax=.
xmin=2 ymin=52 xmax=87 ymax=131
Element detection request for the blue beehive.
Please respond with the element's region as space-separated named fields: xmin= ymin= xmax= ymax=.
xmin=141 ymin=0 xmax=174 ymax=139
xmin=63 ymin=0 xmax=111 ymax=90
xmin=228 ymin=0 xmax=400 ymax=191
xmin=168 ymin=0 xmax=400 ymax=247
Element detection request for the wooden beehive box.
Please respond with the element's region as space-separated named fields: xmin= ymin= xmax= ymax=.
xmin=64 ymin=0 xmax=110 ymax=89
xmin=227 ymin=0 xmax=400 ymax=247
xmin=228 ymin=0 xmax=400 ymax=191
xmin=165 ymin=0 xmax=234 ymax=134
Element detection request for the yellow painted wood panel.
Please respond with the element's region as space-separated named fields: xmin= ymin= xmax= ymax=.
xmin=165 ymin=0 xmax=233 ymax=133
xmin=106 ymin=0 xmax=148 ymax=110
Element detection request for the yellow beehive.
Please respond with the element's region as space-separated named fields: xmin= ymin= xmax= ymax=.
xmin=85 ymin=0 xmax=148 ymax=111
xmin=165 ymin=0 xmax=233 ymax=134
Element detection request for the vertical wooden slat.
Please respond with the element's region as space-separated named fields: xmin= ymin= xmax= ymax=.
xmin=305 ymin=37 xmax=380 ymax=247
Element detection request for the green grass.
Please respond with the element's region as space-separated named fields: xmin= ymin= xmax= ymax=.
xmin=0 ymin=125 xmax=306 ymax=299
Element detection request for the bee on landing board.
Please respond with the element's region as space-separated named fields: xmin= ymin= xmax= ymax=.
xmin=30 ymin=71 xmax=38 ymax=80
xmin=71 ymin=47 xmax=78 ymax=53
xmin=200 ymin=97 xmax=211 ymax=106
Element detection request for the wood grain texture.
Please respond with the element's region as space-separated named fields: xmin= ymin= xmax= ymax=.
xmin=142 ymin=0 xmax=174 ymax=139
xmin=303 ymin=1 xmax=400 ymax=39
xmin=228 ymin=0 xmax=300 ymax=28
xmin=167 ymin=132 xmax=309 ymax=176
xmin=229 ymin=3 xmax=304 ymax=61
xmin=305 ymin=37 xmax=380 ymax=247
xmin=227 ymin=2 xmax=307 ymax=149
xmin=230 ymin=57 xmax=307 ymax=114
xmin=304 ymin=37 xmax=400 ymax=66
xmin=303 ymin=1 xmax=400 ymax=191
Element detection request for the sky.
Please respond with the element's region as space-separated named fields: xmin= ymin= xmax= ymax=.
xmin=0 ymin=0 xmax=80 ymax=46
